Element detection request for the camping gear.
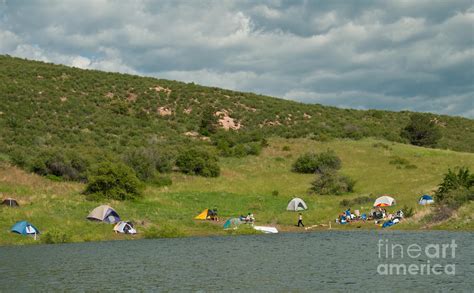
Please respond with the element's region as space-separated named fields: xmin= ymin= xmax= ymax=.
xmin=419 ymin=195 xmax=434 ymax=205
xmin=113 ymin=221 xmax=137 ymax=234
xmin=223 ymin=218 xmax=242 ymax=229
xmin=194 ymin=209 xmax=218 ymax=220
xmin=1 ymin=198 xmax=19 ymax=207
xmin=195 ymin=209 xmax=210 ymax=220
xmin=87 ymin=205 xmax=121 ymax=223
xmin=382 ymin=220 xmax=395 ymax=228
xmin=374 ymin=196 xmax=396 ymax=207
xmin=253 ymin=226 xmax=278 ymax=234
xmin=286 ymin=198 xmax=308 ymax=211
xmin=11 ymin=221 xmax=40 ymax=235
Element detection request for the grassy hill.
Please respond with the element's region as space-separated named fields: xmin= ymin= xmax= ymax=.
xmin=1 ymin=55 xmax=473 ymax=169
xmin=0 ymin=55 xmax=473 ymax=245
xmin=1 ymin=138 xmax=473 ymax=245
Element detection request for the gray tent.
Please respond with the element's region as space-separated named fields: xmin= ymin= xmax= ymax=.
xmin=287 ymin=198 xmax=308 ymax=211
xmin=87 ymin=205 xmax=121 ymax=223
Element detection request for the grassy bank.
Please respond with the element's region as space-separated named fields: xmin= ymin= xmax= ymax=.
xmin=1 ymin=138 xmax=473 ymax=245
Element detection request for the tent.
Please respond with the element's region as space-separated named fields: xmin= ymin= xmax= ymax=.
xmin=195 ymin=209 xmax=212 ymax=220
xmin=87 ymin=205 xmax=121 ymax=223
xmin=113 ymin=221 xmax=137 ymax=234
xmin=374 ymin=196 xmax=396 ymax=207
xmin=1 ymin=198 xmax=19 ymax=207
xmin=419 ymin=195 xmax=434 ymax=205
xmin=286 ymin=198 xmax=308 ymax=211
xmin=223 ymin=218 xmax=242 ymax=229
xmin=11 ymin=221 xmax=40 ymax=235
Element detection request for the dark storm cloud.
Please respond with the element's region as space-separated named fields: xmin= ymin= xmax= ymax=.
xmin=0 ymin=0 xmax=472 ymax=117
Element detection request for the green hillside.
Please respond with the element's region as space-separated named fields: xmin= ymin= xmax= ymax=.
xmin=1 ymin=55 xmax=473 ymax=171
xmin=1 ymin=138 xmax=473 ymax=245
xmin=0 ymin=55 xmax=473 ymax=245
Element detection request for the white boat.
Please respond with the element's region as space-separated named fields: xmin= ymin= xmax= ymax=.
xmin=253 ymin=226 xmax=278 ymax=234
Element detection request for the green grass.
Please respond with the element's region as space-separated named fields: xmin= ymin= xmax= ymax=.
xmin=1 ymin=137 xmax=473 ymax=245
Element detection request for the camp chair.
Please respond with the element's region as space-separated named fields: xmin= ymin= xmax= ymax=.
xmin=361 ymin=213 xmax=367 ymax=221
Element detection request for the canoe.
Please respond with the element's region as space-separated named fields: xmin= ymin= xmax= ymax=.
xmin=253 ymin=226 xmax=278 ymax=234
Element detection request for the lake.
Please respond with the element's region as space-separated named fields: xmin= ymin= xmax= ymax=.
xmin=0 ymin=231 xmax=473 ymax=292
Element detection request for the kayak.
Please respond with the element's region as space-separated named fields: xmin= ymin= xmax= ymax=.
xmin=253 ymin=226 xmax=278 ymax=234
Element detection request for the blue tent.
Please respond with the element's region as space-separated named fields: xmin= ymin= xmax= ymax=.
xmin=419 ymin=195 xmax=434 ymax=205
xmin=11 ymin=221 xmax=40 ymax=235
xmin=223 ymin=218 xmax=242 ymax=229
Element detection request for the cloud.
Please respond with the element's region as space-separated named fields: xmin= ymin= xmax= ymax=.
xmin=0 ymin=0 xmax=472 ymax=117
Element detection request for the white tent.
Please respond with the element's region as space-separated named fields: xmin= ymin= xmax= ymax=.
xmin=113 ymin=221 xmax=137 ymax=234
xmin=373 ymin=196 xmax=396 ymax=207
xmin=287 ymin=198 xmax=308 ymax=211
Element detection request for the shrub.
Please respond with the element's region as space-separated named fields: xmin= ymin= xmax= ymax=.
xmin=42 ymin=229 xmax=71 ymax=244
xmin=389 ymin=156 xmax=417 ymax=169
xmin=85 ymin=161 xmax=143 ymax=200
xmin=372 ymin=142 xmax=392 ymax=150
xmin=176 ymin=148 xmax=220 ymax=177
xmin=292 ymin=150 xmax=341 ymax=174
xmin=272 ymin=190 xmax=279 ymax=197
xmin=123 ymin=148 xmax=175 ymax=181
xmin=310 ymin=171 xmax=356 ymax=195
xmin=401 ymin=205 xmax=414 ymax=218
xmin=282 ymin=146 xmax=291 ymax=151
xmin=435 ymin=167 xmax=473 ymax=206
xmin=401 ymin=113 xmax=441 ymax=147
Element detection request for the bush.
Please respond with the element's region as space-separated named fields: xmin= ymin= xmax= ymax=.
xmin=310 ymin=171 xmax=356 ymax=195
xmin=401 ymin=113 xmax=441 ymax=147
xmin=435 ymin=167 xmax=474 ymax=206
xmin=42 ymin=229 xmax=71 ymax=244
xmin=401 ymin=205 xmax=414 ymax=218
xmin=389 ymin=156 xmax=417 ymax=169
xmin=176 ymin=148 xmax=220 ymax=177
xmin=123 ymin=148 xmax=175 ymax=181
xmin=85 ymin=161 xmax=143 ymax=200
xmin=292 ymin=150 xmax=341 ymax=174
xmin=282 ymin=146 xmax=291 ymax=151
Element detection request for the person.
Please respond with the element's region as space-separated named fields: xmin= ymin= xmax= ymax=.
xmin=345 ymin=208 xmax=351 ymax=222
xmin=213 ymin=208 xmax=219 ymax=221
xmin=297 ymin=213 xmax=304 ymax=227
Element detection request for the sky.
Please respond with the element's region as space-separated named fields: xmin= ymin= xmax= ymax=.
xmin=0 ymin=0 xmax=473 ymax=118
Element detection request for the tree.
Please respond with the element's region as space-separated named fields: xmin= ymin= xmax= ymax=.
xmin=292 ymin=150 xmax=341 ymax=174
xmin=199 ymin=107 xmax=219 ymax=136
xmin=176 ymin=148 xmax=220 ymax=177
xmin=401 ymin=113 xmax=441 ymax=147
xmin=85 ymin=161 xmax=143 ymax=200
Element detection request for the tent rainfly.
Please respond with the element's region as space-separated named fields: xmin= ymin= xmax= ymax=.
xmin=87 ymin=205 xmax=121 ymax=223
xmin=287 ymin=198 xmax=308 ymax=211
xmin=419 ymin=195 xmax=434 ymax=205
xmin=11 ymin=221 xmax=40 ymax=235
xmin=113 ymin=221 xmax=137 ymax=234
xmin=374 ymin=196 xmax=396 ymax=207
xmin=1 ymin=198 xmax=19 ymax=207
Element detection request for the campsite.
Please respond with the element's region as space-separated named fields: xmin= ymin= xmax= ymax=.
xmin=1 ymin=137 xmax=473 ymax=245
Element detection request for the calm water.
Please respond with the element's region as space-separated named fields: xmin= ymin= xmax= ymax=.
xmin=1 ymin=231 xmax=473 ymax=292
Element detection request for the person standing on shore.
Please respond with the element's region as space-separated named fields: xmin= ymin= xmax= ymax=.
xmin=297 ymin=213 xmax=304 ymax=227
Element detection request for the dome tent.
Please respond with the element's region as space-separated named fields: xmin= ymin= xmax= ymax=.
xmin=2 ymin=198 xmax=19 ymax=207
xmin=419 ymin=195 xmax=434 ymax=205
xmin=374 ymin=196 xmax=396 ymax=207
xmin=287 ymin=198 xmax=308 ymax=211
xmin=11 ymin=221 xmax=40 ymax=235
xmin=87 ymin=205 xmax=121 ymax=223
xmin=113 ymin=221 xmax=136 ymax=234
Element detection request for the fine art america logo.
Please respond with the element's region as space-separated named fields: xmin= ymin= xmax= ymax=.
xmin=377 ymin=239 xmax=457 ymax=276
